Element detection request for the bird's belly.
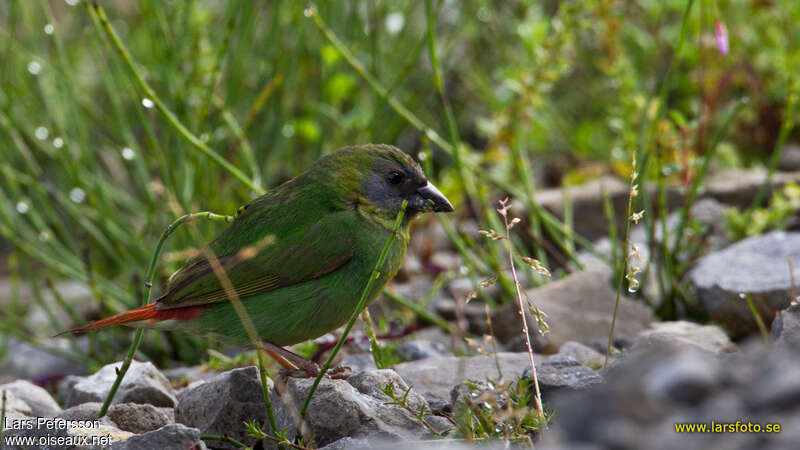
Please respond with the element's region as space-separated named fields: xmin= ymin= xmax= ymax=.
xmin=188 ymin=265 xmax=374 ymax=346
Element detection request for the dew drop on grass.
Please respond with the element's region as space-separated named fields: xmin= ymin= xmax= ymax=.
xmin=27 ymin=61 xmax=42 ymax=75
xmin=44 ymin=24 xmax=54 ymax=35
xmin=69 ymin=187 xmax=86 ymax=203
xmin=281 ymin=124 xmax=295 ymax=138
xmin=38 ymin=230 xmax=51 ymax=242
xmin=141 ymin=98 xmax=154 ymax=108
xmin=385 ymin=12 xmax=404 ymax=35
xmin=53 ymin=137 xmax=64 ymax=148
xmin=303 ymin=7 xmax=312 ymax=17
xmin=34 ymin=126 xmax=48 ymax=140
xmin=121 ymin=147 xmax=136 ymax=160
xmin=16 ymin=201 xmax=29 ymax=214
xmin=64 ymin=0 xmax=78 ymax=5
xmin=738 ymin=292 xmax=747 ymax=299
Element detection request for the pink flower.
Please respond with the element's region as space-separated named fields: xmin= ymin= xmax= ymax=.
xmin=715 ymin=19 xmax=729 ymax=55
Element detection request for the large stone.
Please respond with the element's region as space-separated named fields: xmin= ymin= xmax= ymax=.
xmin=107 ymin=403 xmax=174 ymax=434
xmin=492 ymin=268 xmax=654 ymax=352
xmin=109 ymin=424 xmax=206 ymax=450
xmin=175 ymin=366 xmax=292 ymax=450
xmin=0 ymin=337 xmax=88 ymax=380
xmin=393 ymin=352 xmax=601 ymax=411
xmin=59 ymin=360 xmax=176 ymax=408
xmin=688 ymin=231 xmax=800 ymax=337
xmin=703 ymin=168 xmax=800 ymax=207
xmin=0 ymin=380 xmax=62 ymax=417
xmin=278 ymin=369 xmax=441 ymax=447
xmin=770 ymin=303 xmax=800 ymax=349
xmin=635 ymin=321 xmax=736 ymax=355
xmin=3 ymin=403 xmax=133 ymax=449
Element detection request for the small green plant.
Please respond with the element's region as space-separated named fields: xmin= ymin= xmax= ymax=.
xmin=452 ymin=377 xmax=551 ymax=442
xmin=381 ymin=383 xmax=444 ymax=437
xmin=725 ymin=183 xmax=800 ymax=241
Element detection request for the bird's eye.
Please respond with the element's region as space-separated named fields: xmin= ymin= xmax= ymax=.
xmin=387 ymin=170 xmax=404 ymax=185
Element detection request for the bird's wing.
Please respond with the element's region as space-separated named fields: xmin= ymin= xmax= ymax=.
xmin=156 ymin=190 xmax=355 ymax=309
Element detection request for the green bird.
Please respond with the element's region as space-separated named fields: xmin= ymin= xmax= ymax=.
xmin=64 ymin=144 xmax=453 ymax=376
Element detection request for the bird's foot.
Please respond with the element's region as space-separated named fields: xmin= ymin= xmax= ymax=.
xmin=277 ymin=363 xmax=352 ymax=380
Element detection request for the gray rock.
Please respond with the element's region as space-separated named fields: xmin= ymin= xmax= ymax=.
xmin=641 ymin=348 xmax=721 ymax=405
xmin=162 ymin=365 xmax=220 ymax=392
xmin=319 ymin=436 xmax=373 ymax=449
xmin=0 ymin=337 xmax=88 ymax=380
xmin=0 ymin=390 xmax=34 ymax=417
xmin=60 ymin=360 xmax=176 ymax=408
xmin=747 ymin=347 xmax=800 ymax=412
xmin=492 ymin=268 xmax=654 ymax=352
xmin=770 ymin=303 xmax=800 ymax=348
xmin=175 ymin=366 xmax=292 ymax=449
xmin=0 ymin=379 xmax=62 ymax=417
xmin=635 ymin=321 xmax=736 ymax=355
xmin=340 ymin=353 xmax=378 ymax=373
xmin=395 ymin=340 xmax=448 ymax=361
xmin=394 ymin=352 xmax=601 ymax=411
xmin=555 ymin=341 xmax=606 ymax=367
xmin=279 ymin=369 xmax=439 ymax=447
xmin=521 ymin=356 xmax=603 ymax=396
xmin=4 ymin=403 xmax=134 ymax=450
xmin=703 ymin=167 xmax=800 ymax=207
xmin=109 ymin=424 xmax=206 ymax=450
xmin=688 ymin=231 xmax=800 ymax=337
xmin=779 ymin=144 xmax=800 ymax=171
xmin=107 ymin=403 xmax=173 ymax=434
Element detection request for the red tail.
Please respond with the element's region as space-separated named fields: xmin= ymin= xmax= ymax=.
xmin=56 ymin=303 xmax=161 ymax=336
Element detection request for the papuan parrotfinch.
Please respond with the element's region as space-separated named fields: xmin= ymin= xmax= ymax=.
xmin=63 ymin=144 xmax=454 ymax=376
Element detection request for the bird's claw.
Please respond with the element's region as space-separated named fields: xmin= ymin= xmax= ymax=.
xmin=277 ymin=364 xmax=352 ymax=380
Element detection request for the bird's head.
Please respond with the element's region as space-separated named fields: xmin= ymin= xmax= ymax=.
xmin=317 ymin=144 xmax=454 ymax=227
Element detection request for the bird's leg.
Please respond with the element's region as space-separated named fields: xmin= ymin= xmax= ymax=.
xmin=262 ymin=341 xmax=351 ymax=380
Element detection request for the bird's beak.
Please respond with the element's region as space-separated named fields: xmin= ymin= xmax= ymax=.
xmin=415 ymin=182 xmax=454 ymax=213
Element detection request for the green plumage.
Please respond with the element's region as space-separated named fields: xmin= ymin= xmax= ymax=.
xmin=140 ymin=144 xmax=452 ymax=346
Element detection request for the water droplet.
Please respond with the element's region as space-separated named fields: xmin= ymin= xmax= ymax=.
xmin=64 ymin=0 xmax=79 ymax=5
xmin=16 ymin=201 xmax=29 ymax=214
xmin=494 ymin=426 xmax=503 ymax=433
xmin=281 ymin=124 xmax=295 ymax=138
xmin=199 ymin=133 xmax=210 ymax=142
xmin=385 ymin=12 xmax=405 ymax=35
xmin=34 ymin=126 xmax=48 ymax=140
xmin=27 ymin=61 xmax=42 ymax=75
xmin=69 ymin=187 xmax=86 ymax=203
xmin=44 ymin=24 xmax=54 ymax=35
xmin=121 ymin=147 xmax=136 ymax=160
xmin=303 ymin=7 xmax=313 ymax=17
xmin=52 ymin=137 xmax=64 ymax=148
xmin=38 ymin=230 xmax=51 ymax=242
xmin=627 ymin=282 xmax=639 ymax=294
xmin=141 ymin=98 xmax=154 ymax=108
xmin=738 ymin=292 xmax=747 ymax=299
xmin=459 ymin=265 xmax=468 ymax=275
xmin=418 ymin=151 xmax=428 ymax=161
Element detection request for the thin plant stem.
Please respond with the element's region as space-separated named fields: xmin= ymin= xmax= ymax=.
xmin=301 ymin=200 xmax=408 ymax=417
xmin=496 ymin=199 xmax=544 ymax=422
xmin=742 ymin=294 xmax=770 ymax=344
xmin=88 ymin=3 xmax=264 ymax=195
xmin=257 ymin=351 xmax=279 ymax=438
xmin=98 ymin=211 xmax=233 ymax=418
xmin=361 ymin=308 xmax=384 ymax=369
